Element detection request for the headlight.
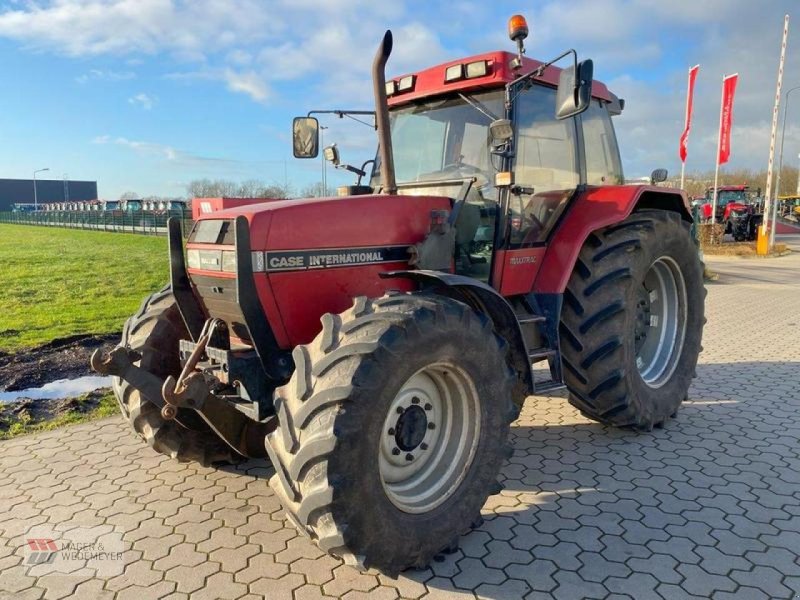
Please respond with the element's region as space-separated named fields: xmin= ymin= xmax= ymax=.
xmin=222 ymin=251 xmax=237 ymax=272
xmin=187 ymin=249 xmax=200 ymax=270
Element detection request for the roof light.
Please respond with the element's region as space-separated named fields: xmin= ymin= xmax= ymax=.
xmin=445 ymin=64 xmax=464 ymax=82
xmin=385 ymin=80 xmax=397 ymax=96
xmin=397 ymin=75 xmax=415 ymax=91
xmin=508 ymin=14 xmax=529 ymax=42
xmin=465 ymin=60 xmax=488 ymax=79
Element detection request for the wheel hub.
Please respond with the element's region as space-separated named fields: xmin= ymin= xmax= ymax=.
xmin=379 ymin=364 xmax=481 ymax=514
xmin=394 ymin=404 xmax=428 ymax=452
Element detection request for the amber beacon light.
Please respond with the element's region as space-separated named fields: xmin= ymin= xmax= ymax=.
xmin=508 ymin=14 xmax=529 ymax=42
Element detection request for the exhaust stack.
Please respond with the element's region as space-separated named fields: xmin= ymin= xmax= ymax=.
xmin=372 ymin=30 xmax=397 ymax=195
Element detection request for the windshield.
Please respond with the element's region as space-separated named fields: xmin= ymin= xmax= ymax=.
xmin=378 ymin=90 xmax=504 ymax=188
xmin=708 ymin=190 xmax=747 ymax=204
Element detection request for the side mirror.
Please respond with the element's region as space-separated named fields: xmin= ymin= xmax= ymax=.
xmin=555 ymin=59 xmax=594 ymax=120
xmin=323 ymin=144 xmax=340 ymax=166
xmin=650 ymin=168 xmax=668 ymax=184
xmin=292 ymin=117 xmax=320 ymax=158
xmin=489 ymin=119 xmax=514 ymax=147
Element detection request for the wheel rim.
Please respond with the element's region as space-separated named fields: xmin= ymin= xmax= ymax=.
xmin=634 ymin=256 xmax=688 ymax=388
xmin=379 ymin=363 xmax=481 ymax=514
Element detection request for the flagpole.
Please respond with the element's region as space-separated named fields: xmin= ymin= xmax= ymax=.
xmin=711 ymin=76 xmax=726 ymax=229
xmin=680 ymin=65 xmax=699 ymax=191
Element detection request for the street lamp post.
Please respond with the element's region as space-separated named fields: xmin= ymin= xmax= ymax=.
xmin=33 ymin=167 xmax=50 ymax=211
xmin=320 ymin=125 xmax=329 ymax=196
xmin=796 ymin=153 xmax=800 ymax=195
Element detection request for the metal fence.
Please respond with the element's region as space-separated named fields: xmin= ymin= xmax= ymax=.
xmin=0 ymin=210 xmax=194 ymax=237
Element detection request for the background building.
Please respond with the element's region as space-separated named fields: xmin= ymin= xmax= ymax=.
xmin=0 ymin=178 xmax=98 ymax=211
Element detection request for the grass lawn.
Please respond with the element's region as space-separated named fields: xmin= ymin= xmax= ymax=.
xmin=0 ymin=225 xmax=168 ymax=353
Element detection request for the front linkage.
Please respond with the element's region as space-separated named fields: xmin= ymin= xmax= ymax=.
xmin=91 ymin=216 xmax=287 ymax=461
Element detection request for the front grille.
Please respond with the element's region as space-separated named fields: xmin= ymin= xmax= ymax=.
xmin=190 ymin=274 xmax=250 ymax=342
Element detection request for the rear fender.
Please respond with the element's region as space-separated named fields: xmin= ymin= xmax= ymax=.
xmin=534 ymin=185 xmax=692 ymax=293
xmin=381 ymin=270 xmax=533 ymax=401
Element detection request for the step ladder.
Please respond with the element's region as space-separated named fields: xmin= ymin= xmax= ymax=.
xmin=518 ymin=295 xmax=567 ymax=395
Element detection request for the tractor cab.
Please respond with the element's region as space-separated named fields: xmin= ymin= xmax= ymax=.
xmin=379 ymin=51 xmax=623 ymax=282
xmin=294 ymin=16 xmax=624 ymax=286
xmin=701 ymin=185 xmax=751 ymax=222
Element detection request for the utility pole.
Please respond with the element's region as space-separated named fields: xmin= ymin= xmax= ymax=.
xmin=33 ymin=167 xmax=50 ymax=211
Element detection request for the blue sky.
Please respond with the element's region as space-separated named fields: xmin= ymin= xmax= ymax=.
xmin=0 ymin=0 xmax=797 ymax=198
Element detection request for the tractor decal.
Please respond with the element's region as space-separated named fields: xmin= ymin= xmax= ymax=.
xmin=263 ymin=245 xmax=411 ymax=272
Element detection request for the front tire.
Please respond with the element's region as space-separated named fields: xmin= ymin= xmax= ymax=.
xmin=265 ymin=293 xmax=516 ymax=574
xmin=560 ymin=210 xmax=705 ymax=430
xmin=113 ymin=286 xmax=238 ymax=466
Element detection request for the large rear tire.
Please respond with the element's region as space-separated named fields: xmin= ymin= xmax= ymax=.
xmin=113 ymin=286 xmax=239 ymax=466
xmin=265 ymin=293 xmax=516 ymax=575
xmin=560 ymin=210 xmax=705 ymax=430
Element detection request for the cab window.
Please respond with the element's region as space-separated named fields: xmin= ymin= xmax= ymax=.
xmin=511 ymin=85 xmax=579 ymax=246
xmin=582 ymin=100 xmax=623 ymax=186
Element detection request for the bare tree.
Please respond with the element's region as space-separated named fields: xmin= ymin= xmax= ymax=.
xmin=672 ymin=166 xmax=799 ymax=199
xmin=300 ymin=182 xmax=326 ymax=198
xmin=187 ymin=179 xmax=293 ymax=199
xmin=119 ymin=191 xmax=140 ymax=200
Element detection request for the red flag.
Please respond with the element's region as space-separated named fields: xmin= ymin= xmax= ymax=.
xmin=679 ymin=65 xmax=700 ymax=163
xmin=717 ymin=73 xmax=739 ymax=165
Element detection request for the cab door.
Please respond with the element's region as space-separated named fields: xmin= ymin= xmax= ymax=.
xmin=494 ymin=84 xmax=580 ymax=295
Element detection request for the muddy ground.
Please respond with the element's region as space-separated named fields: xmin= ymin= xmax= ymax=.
xmin=0 ymin=388 xmax=114 ymax=435
xmin=0 ymin=333 xmax=118 ymax=392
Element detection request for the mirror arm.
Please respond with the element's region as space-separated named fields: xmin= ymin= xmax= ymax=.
xmin=507 ymin=48 xmax=578 ymax=105
xmin=307 ymin=109 xmax=378 ymax=130
xmin=359 ymin=159 xmax=376 ymax=185
xmin=338 ymin=163 xmax=367 ymax=179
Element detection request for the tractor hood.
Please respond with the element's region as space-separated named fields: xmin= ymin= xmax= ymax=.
xmin=188 ymin=193 xmax=452 ymax=347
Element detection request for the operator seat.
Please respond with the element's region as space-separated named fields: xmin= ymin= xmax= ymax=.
xmin=453 ymin=189 xmax=484 ymax=275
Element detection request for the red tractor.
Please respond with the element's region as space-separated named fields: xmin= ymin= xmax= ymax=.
xmin=700 ymin=185 xmax=763 ymax=241
xmin=93 ymin=15 xmax=705 ymax=575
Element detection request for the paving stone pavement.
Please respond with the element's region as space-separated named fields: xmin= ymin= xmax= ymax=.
xmin=1 ymin=248 xmax=799 ymax=600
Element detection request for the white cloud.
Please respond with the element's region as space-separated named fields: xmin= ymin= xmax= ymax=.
xmin=92 ymin=134 xmax=238 ymax=166
xmin=75 ymin=68 xmax=135 ymax=84
xmin=93 ymin=135 xmax=178 ymax=160
xmin=0 ymin=0 xmax=280 ymax=57
xmin=222 ymin=69 xmax=270 ymax=103
xmin=128 ymin=93 xmax=157 ymax=110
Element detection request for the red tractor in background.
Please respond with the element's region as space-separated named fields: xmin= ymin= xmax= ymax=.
xmin=93 ymin=15 xmax=705 ymax=575
xmin=700 ymin=185 xmax=763 ymax=241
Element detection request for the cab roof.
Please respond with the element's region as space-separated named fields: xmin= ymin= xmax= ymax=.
xmin=387 ymin=50 xmax=613 ymax=107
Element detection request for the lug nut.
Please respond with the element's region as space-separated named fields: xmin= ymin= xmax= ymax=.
xmin=387 ymin=427 xmax=395 ymax=435
xmin=411 ymin=397 xmax=420 ymax=404
xmin=396 ymin=407 xmax=404 ymax=414
xmin=428 ymin=422 xmax=436 ymax=430
xmin=405 ymin=453 xmax=414 ymax=462
xmin=392 ymin=448 xmax=400 ymax=456
xmin=420 ymin=443 xmax=428 ymax=450
xmin=424 ymin=403 xmax=432 ymax=411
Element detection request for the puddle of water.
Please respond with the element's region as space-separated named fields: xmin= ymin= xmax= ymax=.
xmin=0 ymin=376 xmax=112 ymax=403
